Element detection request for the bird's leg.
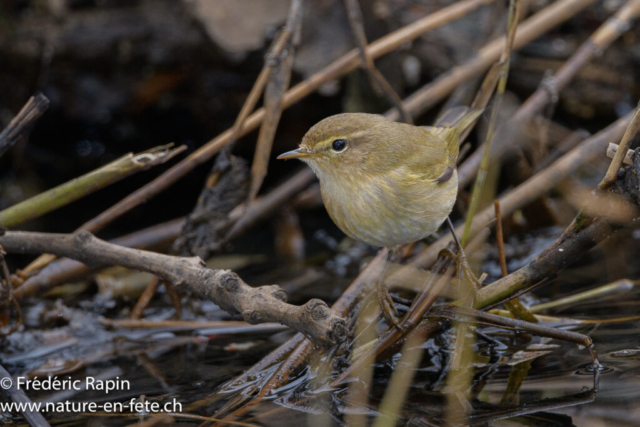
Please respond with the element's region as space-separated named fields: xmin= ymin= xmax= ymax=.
xmin=445 ymin=217 xmax=482 ymax=292
xmin=377 ymin=248 xmax=401 ymax=326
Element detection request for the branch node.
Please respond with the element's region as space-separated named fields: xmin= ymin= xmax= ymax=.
xmin=220 ymin=271 xmax=241 ymax=292
xmin=74 ymin=230 xmax=93 ymax=244
xmin=307 ymin=298 xmax=330 ymax=320
xmin=244 ymin=310 xmax=263 ymax=324
xmin=330 ymin=319 xmax=348 ymax=343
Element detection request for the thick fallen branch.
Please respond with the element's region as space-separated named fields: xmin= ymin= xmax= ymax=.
xmin=0 ymin=231 xmax=347 ymax=348
xmin=13 ymin=218 xmax=184 ymax=299
xmin=18 ymin=168 xmax=315 ymax=297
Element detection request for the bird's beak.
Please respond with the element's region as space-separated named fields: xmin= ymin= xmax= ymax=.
xmin=277 ymin=147 xmax=314 ymax=159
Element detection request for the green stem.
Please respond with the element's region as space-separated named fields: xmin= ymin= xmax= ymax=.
xmin=461 ymin=0 xmax=522 ymax=246
xmin=0 ymin=145 xmax=184 ymax=228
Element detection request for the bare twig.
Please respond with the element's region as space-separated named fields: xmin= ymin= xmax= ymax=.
xmin=0 ymin=240 xmax=22 ymax=332
xmin=606 ymin=142 xmax=636 ymax=166
xmin=343 ymin=0 xmax=413 ymax=124
xmin=229 ymin=31 xmax=292 ymax=145
xmin=0 ymin=93 xmax=49 ymax=159
xmin=0 ymin=231 xmax=347 ymax=347
xmin=226 ymin=168 xmax=315 ymax=239
xmin=130 ymin=277 xmax=159 ymax=320
xmin=0 ymin=144 xmax=186 ymax=228
xmin=248 ymin=0 xmax=305 ymax=202
xmin=494 ymin=200 xmax=537 ymax=322
xmin=494 ymin=201 xmax=508 ymax=278
xmin=600 ymin=106 xmax=640 ymax=190
xmin=163 ymin=280 xmax=182 ymax=319
xmin=0 ymin=242 xmax=11 ymax=304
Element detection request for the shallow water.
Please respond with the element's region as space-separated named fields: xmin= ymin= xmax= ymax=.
xmin=3 ymin=228 xmax=640 ymax=426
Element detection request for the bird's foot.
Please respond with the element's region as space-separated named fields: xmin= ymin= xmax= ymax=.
xmin=377 ymin=280 xmax=402 ymax=327
xmin=440 ymin=247 xmax=482 ymax=292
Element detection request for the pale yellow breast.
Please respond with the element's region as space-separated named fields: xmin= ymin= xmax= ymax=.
xmin=318 ymin=167 xmax=458 ymax=247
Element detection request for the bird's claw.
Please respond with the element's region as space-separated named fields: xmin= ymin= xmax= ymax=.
xmin=377 ymin=280 xmax=402 ymax=327
xmin=440 ymin=247 xmax=482 ymax=292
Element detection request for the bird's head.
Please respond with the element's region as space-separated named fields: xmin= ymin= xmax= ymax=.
xmin=277 ymin=113 xmax=402 ymax=179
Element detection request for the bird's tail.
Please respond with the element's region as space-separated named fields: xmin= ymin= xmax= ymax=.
xmin=435 ymin=106 xmax=484 ymax=159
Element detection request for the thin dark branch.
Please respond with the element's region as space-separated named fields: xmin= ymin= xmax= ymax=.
xmin=0 ymin=93 xmax=49 ymax=159
xmin=0 ymin=231 xmax=347 ymax=348
xmin=248 ymin=0 xmax=305 ymax=202
xmin=343 ymin=0 xmax=413 ymax=124
xmin=494 ymin=200 xmax=538 ymax=322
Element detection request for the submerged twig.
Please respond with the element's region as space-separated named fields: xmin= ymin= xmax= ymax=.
xmin=215 ymin=251 xmax=388 ymax=421
xmin=430 ymin=305 xmax=601 ymax=390
xmin=333 ymin=229 xmax=489 ymax=388
xmin=0 ymin=93 xmax=49 ymax=159
xmin=101 ymin=318 xmax=287 ymax=334
xmin=0 ymin=231 xmax=347 ymax=348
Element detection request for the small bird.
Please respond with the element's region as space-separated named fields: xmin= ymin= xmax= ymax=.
xmin=278 ymin=108 xmax=482 ymax=324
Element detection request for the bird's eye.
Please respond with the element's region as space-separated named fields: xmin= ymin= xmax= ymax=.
xmin=331 ymin=139 xmax=347 ymax=152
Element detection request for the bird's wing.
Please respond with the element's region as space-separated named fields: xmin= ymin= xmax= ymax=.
xmin=405 ymin=126 xmax=454 ymax=182
xmin=433 ymin=106 xmax=484 ymax=161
